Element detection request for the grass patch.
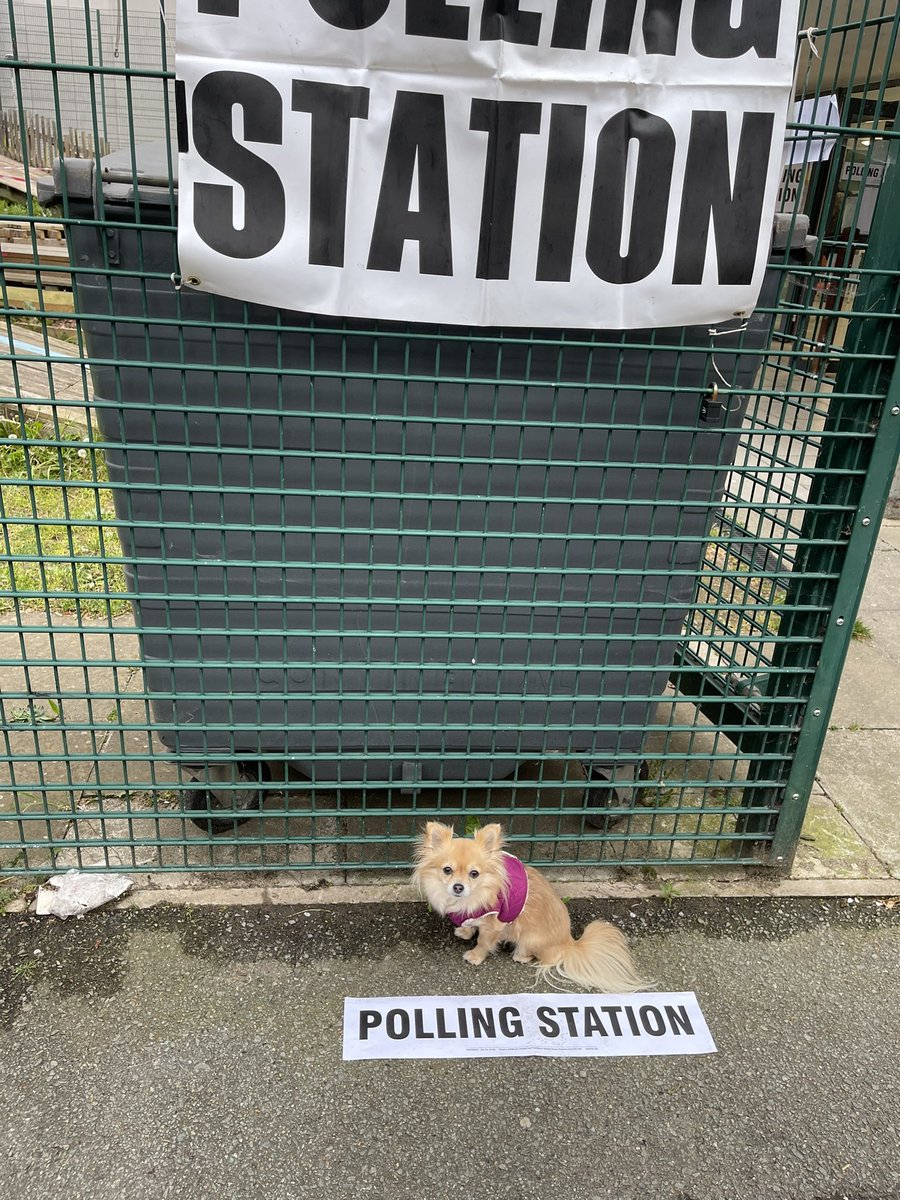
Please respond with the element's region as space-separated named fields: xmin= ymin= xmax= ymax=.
xmin=0 ymin=415 xmax=129 ymax=617
xmin=0 ymin=197 xmax=56 ymax=217
xmin=852 ymin=619 xmax=873 ymax=642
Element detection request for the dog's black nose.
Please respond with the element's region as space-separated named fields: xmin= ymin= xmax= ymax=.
xmin=452 ymin=882 xmax=464 ymax=895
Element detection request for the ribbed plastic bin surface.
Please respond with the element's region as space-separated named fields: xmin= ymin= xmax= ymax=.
xmin=65 ymin=152 xmax=781 ymax=782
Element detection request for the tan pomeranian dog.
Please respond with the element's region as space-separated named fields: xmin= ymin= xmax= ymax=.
xmin=413 ymin=821 xmax=650 ymax=993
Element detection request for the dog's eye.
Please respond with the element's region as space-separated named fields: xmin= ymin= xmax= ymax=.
xmin=442 ymin=866 xmax=452 ymax=876
xmin=469 ymin=870 xmax=480 ymax=879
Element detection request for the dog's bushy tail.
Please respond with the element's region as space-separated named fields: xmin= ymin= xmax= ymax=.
xmin=545 ymin=920 xmax=650 ymax=994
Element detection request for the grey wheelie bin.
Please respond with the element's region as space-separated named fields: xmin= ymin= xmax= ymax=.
xmin=42 ymin=145 xmax=810 ymax=829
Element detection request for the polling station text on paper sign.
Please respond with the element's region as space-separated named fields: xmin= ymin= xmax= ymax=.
xmin=343 ymin=992 xmax=717 ymax=1060
xmin=176 ymin=0 xmax=802 ymax=328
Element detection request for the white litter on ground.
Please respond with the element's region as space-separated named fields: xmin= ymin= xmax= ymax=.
xmin=34 ymin=870 xmax=133 ymax=919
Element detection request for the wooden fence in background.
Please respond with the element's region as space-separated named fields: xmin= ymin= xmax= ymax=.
xmin=0 ymin=111 xmax=108 ymax=169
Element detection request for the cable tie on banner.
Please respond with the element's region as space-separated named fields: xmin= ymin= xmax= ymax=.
xmin=708 ymin=324 xmax=750 ymax=339
xmin=170 ymin=272 xmax=183 ymax=291
xmin=802 ymin=27 xmax=821 ymax=58
xmin=708 ymin=323 xmax=750 ymax=398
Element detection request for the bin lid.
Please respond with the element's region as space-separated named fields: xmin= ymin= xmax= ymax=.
xmin=99 ymin=142 xmax=177 ymax=190
xmin=39 ymin=141 xmax=177 ymax=209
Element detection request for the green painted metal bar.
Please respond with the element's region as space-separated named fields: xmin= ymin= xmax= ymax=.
xmin=737 ymin=112 xmax=900 ymax=865
xmin=1 ymin=0 xmax=899 ymax=875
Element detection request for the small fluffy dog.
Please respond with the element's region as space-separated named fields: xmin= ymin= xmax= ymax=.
xmin=413 ymin=822 xmax=649 ymax=993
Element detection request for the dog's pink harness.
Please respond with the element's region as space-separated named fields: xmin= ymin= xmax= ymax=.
xmin=447 ymin=853 xmax=529 ymax=928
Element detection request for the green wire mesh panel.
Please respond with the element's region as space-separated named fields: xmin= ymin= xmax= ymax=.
xmin=1 ymin=0 xmax=899 ymax=876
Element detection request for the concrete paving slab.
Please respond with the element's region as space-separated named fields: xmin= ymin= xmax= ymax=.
xmin=827 ymin=637 xmax=900 ymax=729
xmin=790 ymin=792 xmax=887 ymax=880
xmin=855 ymin=543 xmax=898 ymax=611
xmin=854 ymin=609 xmax=900 ymax=669
xmin=0 ymin=616 xmax=140 ymax=864
xmin=57 ymin=795 xmax=344 ymax=876
xmin=855 ymin=545 xmax=900 ymax=614
xmin=1 ymin=900 xmax=898 ymax=1200
xmin=55 ymin=704 xmax=343 ymax=877
xmin=797 ymin=535 xmax=899 ymax=871
xmin=816 ymin=729 xmax=900 ymax=877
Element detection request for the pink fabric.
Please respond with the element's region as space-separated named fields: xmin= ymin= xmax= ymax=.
xmin=447 ymin=853 xmax=529 ymax=927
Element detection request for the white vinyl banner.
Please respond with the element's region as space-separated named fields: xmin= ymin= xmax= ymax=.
xmin=342 ymin=992 xmax=716 ymax=1060
xmin=176 ymin=0 xmax=801 ymax=329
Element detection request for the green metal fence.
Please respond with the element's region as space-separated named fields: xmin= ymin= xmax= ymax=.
xmin=1 ymin=1 xmax=899 ymax=877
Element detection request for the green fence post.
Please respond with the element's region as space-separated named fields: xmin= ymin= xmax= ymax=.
xmin=740 ymin=128 xmax=900 ymax=869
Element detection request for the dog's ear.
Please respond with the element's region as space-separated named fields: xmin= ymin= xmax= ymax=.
xmin=420 ymin=821 xmax=454 ymax=851
xmin=474 ymin=823 xmax=505 ymax=853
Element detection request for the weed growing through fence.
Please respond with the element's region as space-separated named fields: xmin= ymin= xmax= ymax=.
xmin=7 ymin=701 xmax=59 ymax=724
xmin=76 ymin=790 xmax=181 ymax=811
xmin=852 ymin=619 xmax=873 ymax=642
xmin=659 ymin=880 xmax=681 ymax=903
xmin=0 ymin=415 xmax=128 ymax=616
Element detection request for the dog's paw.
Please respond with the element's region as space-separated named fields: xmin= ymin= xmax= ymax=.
xmin=463 ymin=949 xmax=486 ymax=966
xmin=512 ymin=951 xmax=534 ymax=964
xmin=454 ymin=926 xmax=476 ymax=941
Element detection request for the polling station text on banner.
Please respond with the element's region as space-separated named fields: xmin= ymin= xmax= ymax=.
xmin=342 ymin=992 xmax=717 ymax=1060
xmin=176 ymin=1 xmax=801 ymax=329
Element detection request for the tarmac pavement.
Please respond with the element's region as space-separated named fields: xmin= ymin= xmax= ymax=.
xmin=1 ymin=898 xmax=898 ymax=1200
xmin=1 ymin=428 xmax=898 ymax=1197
